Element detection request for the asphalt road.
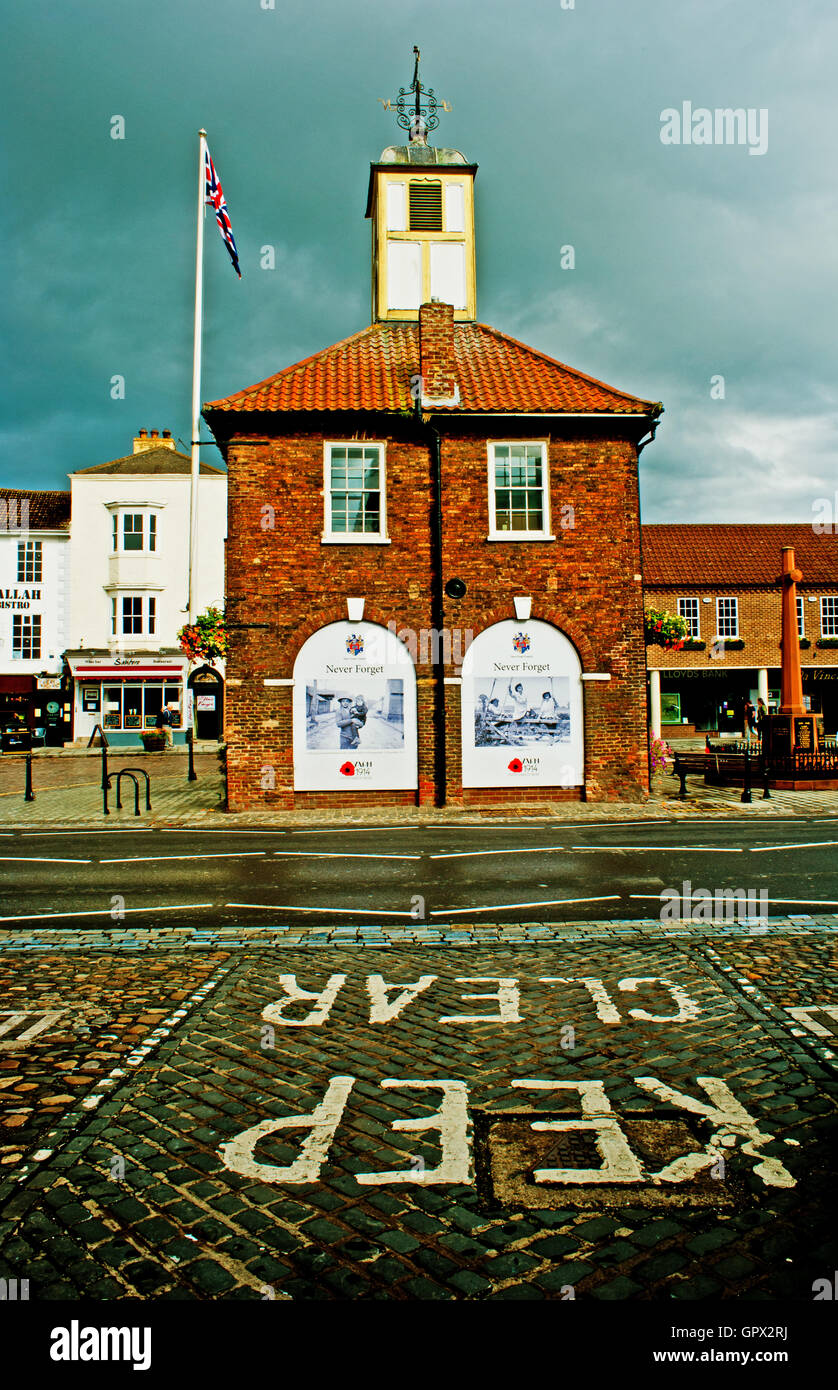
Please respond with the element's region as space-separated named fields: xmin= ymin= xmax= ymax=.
xmin=1 ymin=818 xmax=838 ymax=927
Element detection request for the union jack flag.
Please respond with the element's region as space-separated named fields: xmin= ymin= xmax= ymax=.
xmin=204 ymin=147 xmax=241 ymax=278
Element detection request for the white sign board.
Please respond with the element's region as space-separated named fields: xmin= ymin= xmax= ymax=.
xmin=196 ymin=694 xmax=216 ymax=711
xmin=461 ymin=619 xmax=584 ymax=788
xmin=293 ymin=622 xmax=417 ymax=791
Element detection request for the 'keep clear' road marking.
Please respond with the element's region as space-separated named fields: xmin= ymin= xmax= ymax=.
xmin=785 ymin=1005 xmax=838 ymax=1039
xmin=219 ymin=1073 xmax=795 ymax=1191
xmin=0 ymin=1009 xmax=67 ymax=1049
xmin=256 ymin=973 xmax=703 ymax=1028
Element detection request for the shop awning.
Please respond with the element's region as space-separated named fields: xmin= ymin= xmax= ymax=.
xmin=0 ymin=675 xmax=37 ymax=692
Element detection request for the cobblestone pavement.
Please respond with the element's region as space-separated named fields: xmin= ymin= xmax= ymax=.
xmin=1 ymin=926 xmax=836 ymax=1301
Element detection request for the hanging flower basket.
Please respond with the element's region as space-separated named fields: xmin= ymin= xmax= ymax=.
xmin=645 ymin=609 xmax=688 ymax=651
xmin=178 ymin=606 xmax=228 ymax=664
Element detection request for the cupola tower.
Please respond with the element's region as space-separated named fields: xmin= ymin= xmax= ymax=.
xmin=366 ymin=48 xmax=477 ymax=322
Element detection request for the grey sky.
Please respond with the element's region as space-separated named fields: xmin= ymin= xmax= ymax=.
xmin=3 ymin=0 xmax=836 ymax=522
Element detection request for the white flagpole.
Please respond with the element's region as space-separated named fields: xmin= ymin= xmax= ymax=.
xmin=187 ymin=128 xmax=207 ymax=626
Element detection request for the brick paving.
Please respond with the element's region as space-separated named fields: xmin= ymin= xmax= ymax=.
xmin=1 ymin=927 xmax=836 ymax=1301
xmin=2 ymin=746 xmax=838 ymax=826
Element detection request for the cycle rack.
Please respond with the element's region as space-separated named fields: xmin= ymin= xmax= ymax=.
xmin=103 ymin=767 xmax=152 ymax=816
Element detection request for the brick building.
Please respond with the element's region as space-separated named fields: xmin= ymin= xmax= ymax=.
xmin=205 ymin=93 xmax=662 ymax=810
xmin=644 ymin=525 xmax=838 ymax=739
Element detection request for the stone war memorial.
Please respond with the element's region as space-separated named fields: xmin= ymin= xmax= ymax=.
xmin=762 ymin=545 xmax=838 ymax=788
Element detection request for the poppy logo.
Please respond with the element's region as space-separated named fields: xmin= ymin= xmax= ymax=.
xmin=508 ymin=758 xmax=523 ymax=773
xmin=339 ymin=761 xmax=355 ymax=777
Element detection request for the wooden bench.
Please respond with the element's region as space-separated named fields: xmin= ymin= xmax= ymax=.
xmin=669 ymin=750 xmax=708 ymax=797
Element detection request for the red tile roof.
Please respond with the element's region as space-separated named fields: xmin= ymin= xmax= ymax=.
xmin=204 ymin=321 xmax=660 ymax=417
xmin=0 ymin=488 xmax=70 ymax=530
xmin=644 ymin=524 xmax=838 ymax=586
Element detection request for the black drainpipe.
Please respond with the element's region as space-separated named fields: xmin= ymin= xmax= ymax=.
xmin=417 ymin=402 xmax=447 ymax=804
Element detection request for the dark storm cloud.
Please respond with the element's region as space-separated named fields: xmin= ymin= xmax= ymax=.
xmin=3 ymin=0 xmax=836 ymax=522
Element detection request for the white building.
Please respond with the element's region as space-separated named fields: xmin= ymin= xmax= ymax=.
xmin=65 ymin=430 xmax=227 ymax=746
xmin=0 ymin=488 xmax=71 ymax=742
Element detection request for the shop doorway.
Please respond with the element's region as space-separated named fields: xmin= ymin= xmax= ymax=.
xmin=189 ymin=666 xmax=224 ymax=740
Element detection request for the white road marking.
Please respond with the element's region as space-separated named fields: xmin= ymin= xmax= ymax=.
xmin=430 ymin=846 xmax=570 ymax=860
xmin=167 ymin=829 xmax=289 ymax=835
xmin=99 ymin=852 xmax=267 ymax=864
xmin=572 ymin=845 xmax=744 ymax=853
xmin=272 ymin=851 xmax=421 ymax=861
xmin=749 ymin=841 xmax=838 ymax=852
xmin=785 ymin=1005 xmax=838 ymax=1038
xmin=0 ymin=855 xmax=92 ymax=864
xmin=429 ymin=895 xmax=620 ymax=916
xmin=629 ymin=894 xmax=838 ymax=908
xmin=226 ymin=902 xmax=414 ymax=917
xmin=0 ymin=903 xmax=215 ymax=922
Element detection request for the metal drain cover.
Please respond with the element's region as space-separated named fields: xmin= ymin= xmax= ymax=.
xmin=473 ymin=1110 xmax=740 ymax=1209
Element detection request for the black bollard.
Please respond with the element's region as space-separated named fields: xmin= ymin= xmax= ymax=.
xmin=187 ymin=726 xmax=197 ymax=782
xmin=741 ymin=745 xmax=752 ymax=803
xmin=24 ymin=753 xmax=34 ymax=802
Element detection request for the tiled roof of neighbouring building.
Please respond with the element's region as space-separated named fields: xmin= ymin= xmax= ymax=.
xmin=72 ymin=448 xmax=225 ymax=476
xmin=0 ymin=488 xmax=71 ymax=529
xmin=644 ymin=524 xmax=838 ymax=586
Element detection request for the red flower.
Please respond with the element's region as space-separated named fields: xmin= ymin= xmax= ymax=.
xmin=339 ymin=761 xmax=355 ymax=777
xmin=508 ymin=758 xmax=523 ymax=773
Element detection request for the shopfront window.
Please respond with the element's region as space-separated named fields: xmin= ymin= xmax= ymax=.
xmin=103 ymin=686 xmax=122 ymax=729
xmin=123 ymin=687 xmax=142 ymax=729
xmin=93 ymin=682 xmax=183 ymax=730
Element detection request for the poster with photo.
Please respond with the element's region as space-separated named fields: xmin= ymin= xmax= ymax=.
xmin=293 ymin=622 xmax=417 ymax=790
xmin=461 ymin=620 xmax=584 ymax=787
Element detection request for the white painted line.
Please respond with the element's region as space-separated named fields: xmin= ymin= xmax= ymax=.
xmin=430 ymin=846 xmax=570 ymax=860
xmin=429 ymin=895 xmax=621 ymax=917
xmin=0 ymin=856 xmax=92 ymax=864
xmin=272 ymin=851 xmax=421 ymax=861
xmin=750 ymin=841 xmax=838 ymax=853
xmin=0 ymin=903 xmax=215 ymax=922
xmin=99 ymin=852 xmax=267 ymax=864
xmin=226 ymin=902 xmax=413 ymax=917
xmin=629 ymin=894 xmax=838 ymax=908
xmin=572 ymin=845 xmax=744 ymax=853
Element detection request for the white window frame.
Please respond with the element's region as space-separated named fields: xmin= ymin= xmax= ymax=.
xmin=487 ymin=441 xmax=554 ymax=541
xmin=17 ymin=540 xmax=42 ymax=583
xmin=12 ymin=613 xmax=41 ymax=660
xmin=108 ymin=506 xmax=160 ymax=554
xmin=821 ymin=595 xmax=838 ymax=638
xmin=677 ymin=596 xmax=700 ymax=639
xmin=322 ymin=442 xmax=390 ymax=545
xmin=715 ymin=596 xmax=739 ymax=639
xmin=117 ymin=593 xmax=157 ymax=638
xmin=797 ymin=596 xmax=805 ymax=639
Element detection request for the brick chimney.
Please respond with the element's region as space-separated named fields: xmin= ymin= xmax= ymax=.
xmin=419 ymin=302 xmax=459 ymax=406
xmin=133 ymin=428 xmax=177 ymax=454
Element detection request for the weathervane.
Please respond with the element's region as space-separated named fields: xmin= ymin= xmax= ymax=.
xmin=379 ymin=46 xmax=451 ymax=144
